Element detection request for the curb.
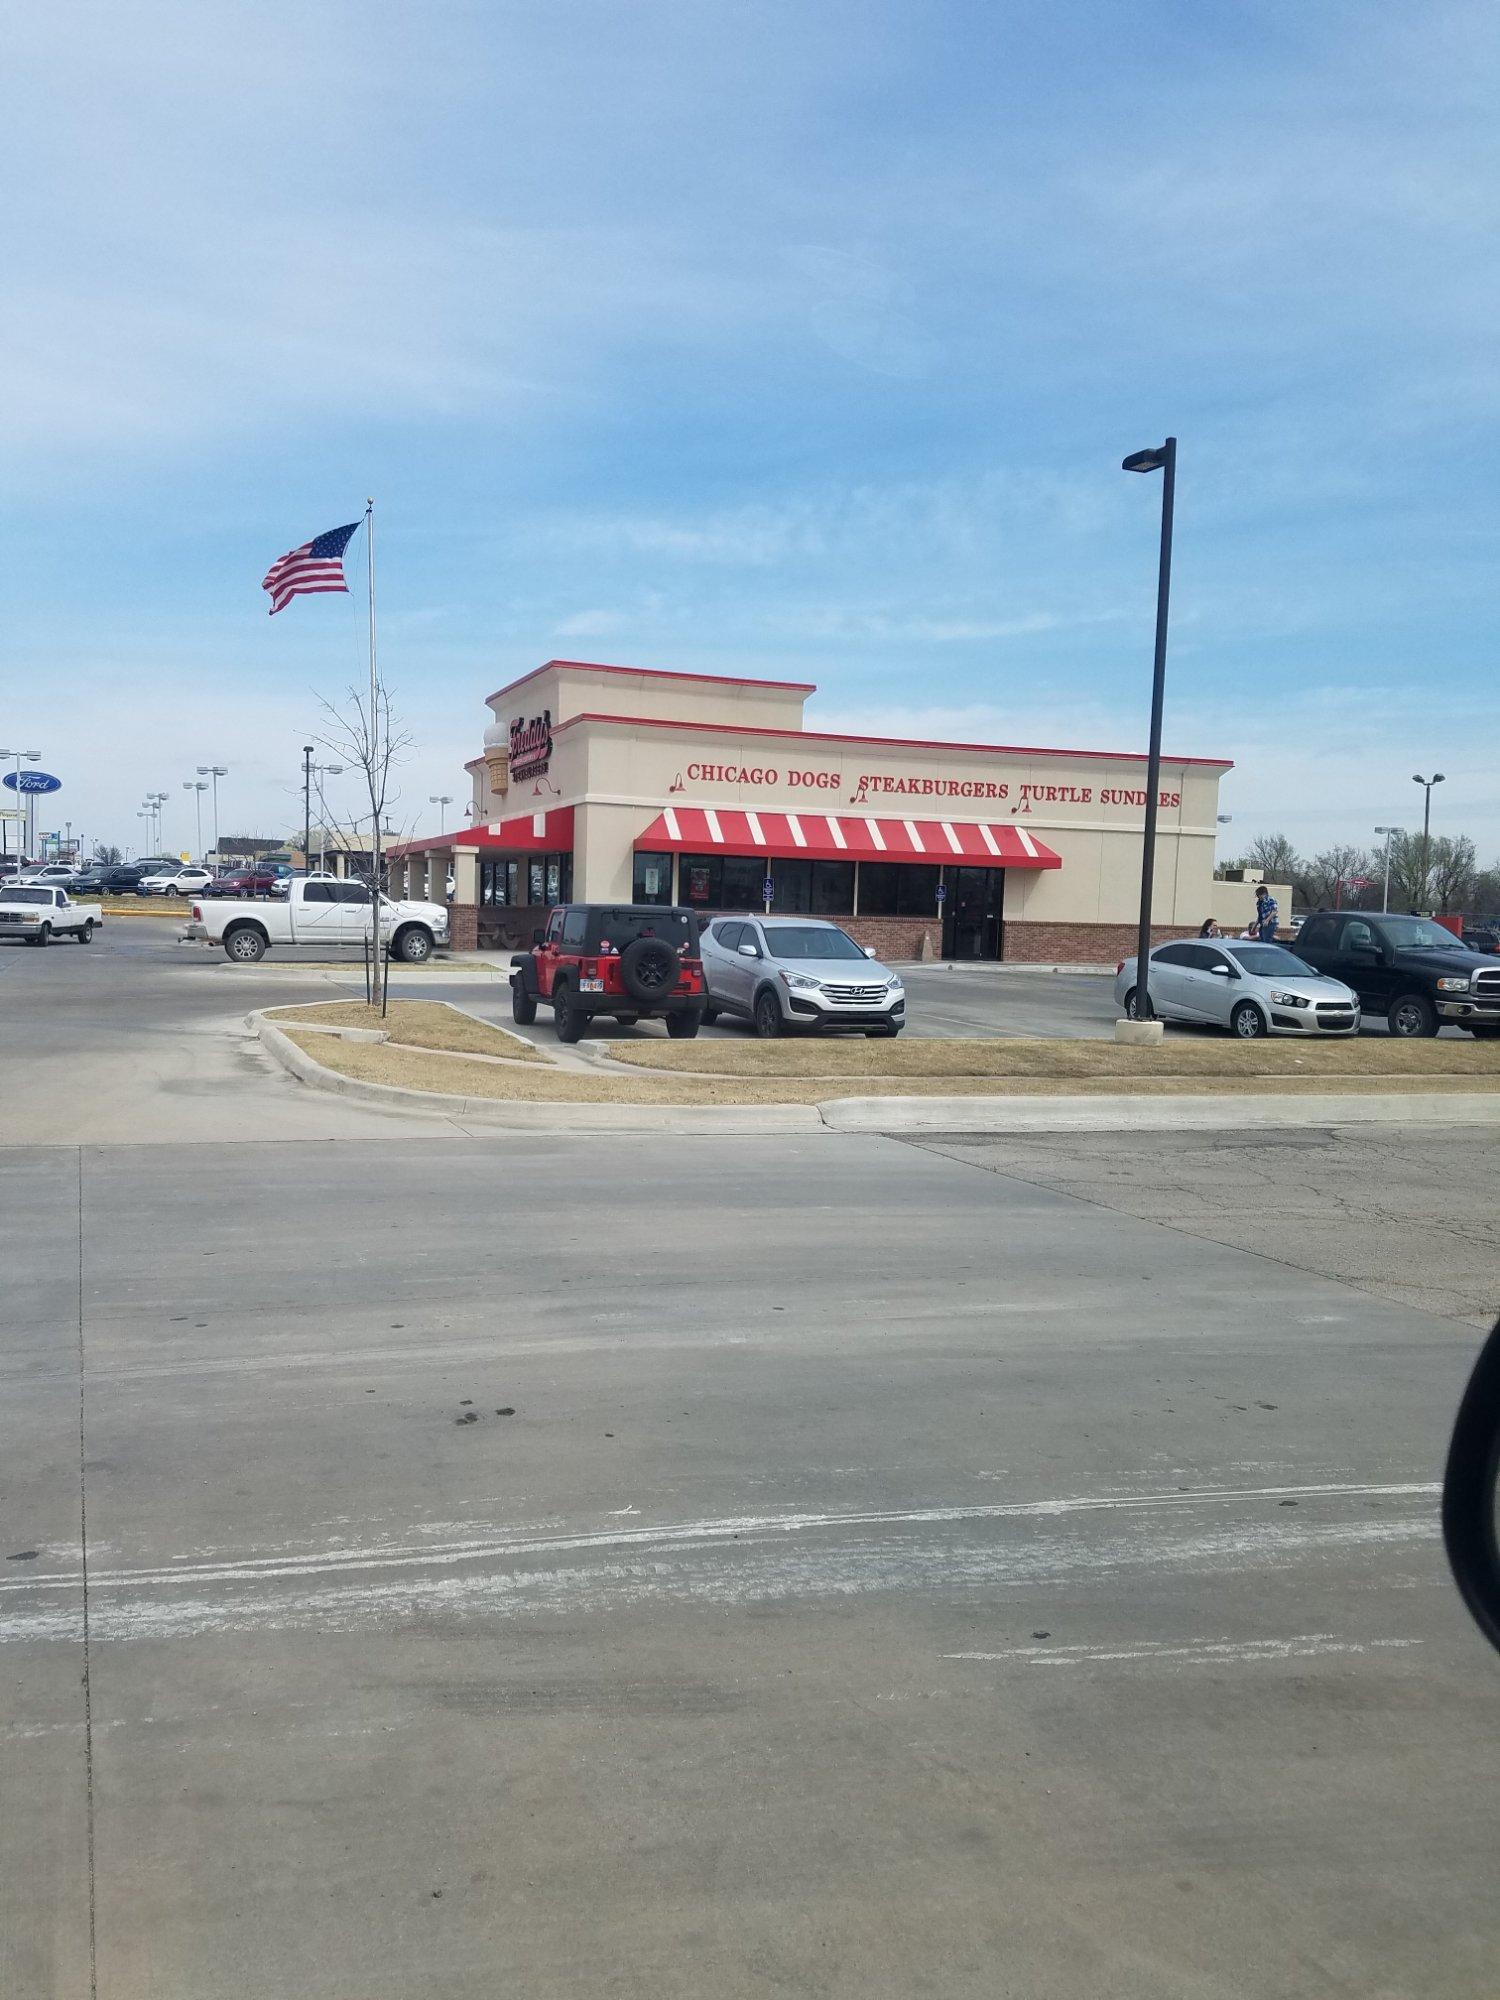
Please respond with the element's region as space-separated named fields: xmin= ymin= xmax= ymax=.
xmin=250 ymin=1014 xmax=1500 ymax=1138
xmin=250 ymin=1014 xmax=822 ymax=1131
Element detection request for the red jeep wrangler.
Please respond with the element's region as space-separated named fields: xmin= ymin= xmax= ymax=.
xmin=510 ymin=904 xmax=705 ymax=1042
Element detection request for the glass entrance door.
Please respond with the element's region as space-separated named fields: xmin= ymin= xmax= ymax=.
xmin=943 ymin=866 xmax=1004 ymax=959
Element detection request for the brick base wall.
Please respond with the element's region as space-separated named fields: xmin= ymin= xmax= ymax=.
xmin=447 ymin=901 xmax=479 ymax=951
xmin=841 ymin=916 xmax=943 ymax=960
xmin=1001 ymin=920 xmax=1195 ymax=965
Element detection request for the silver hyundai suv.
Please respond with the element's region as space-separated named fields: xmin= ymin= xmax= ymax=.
xmin=699 ymin=915 xmax=906 ymax=1037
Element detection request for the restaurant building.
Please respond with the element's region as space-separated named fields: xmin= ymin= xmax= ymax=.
xmin=387 ymin=659 xmax=1238 ymax=963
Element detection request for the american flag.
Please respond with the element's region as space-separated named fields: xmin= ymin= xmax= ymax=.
xmin=261 ymin=521 xmax=360 ymax=616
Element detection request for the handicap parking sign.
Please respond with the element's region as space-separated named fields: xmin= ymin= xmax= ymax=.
xmin=763 ymin=876 xmax=775 ymax=903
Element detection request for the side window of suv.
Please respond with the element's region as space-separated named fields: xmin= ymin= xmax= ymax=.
xmin=714 ymin=921 xmax=743 ymax=950
xmin=560 ymin=908 xmax=587 ymax=948
xmin=544 ymin=909 xmax=565 ymax=947
xmin=1298 ymin=916 xmax=1336 ymax=951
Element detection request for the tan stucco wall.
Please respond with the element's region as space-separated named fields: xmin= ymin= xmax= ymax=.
xmin=563 ymin=717 xmax=1225 ymax=924
xmin=451 ymin=665 xmax=1232 ymax=930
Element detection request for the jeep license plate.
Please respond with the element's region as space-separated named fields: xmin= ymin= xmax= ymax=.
xmin=579 ymin=977 xmax=605 ymax=992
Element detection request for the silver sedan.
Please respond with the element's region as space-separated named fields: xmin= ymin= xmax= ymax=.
xmin=1114 ymin=938 xmax=1360 ymax=1039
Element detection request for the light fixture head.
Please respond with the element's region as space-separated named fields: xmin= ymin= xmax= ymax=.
xmin=1122 ymin=446 xmax=1167 ymax=474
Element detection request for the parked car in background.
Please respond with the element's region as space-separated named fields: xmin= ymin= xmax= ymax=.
xmin=1115 ymin=938 xmax=1360 ymax=1039
xmin=1291 ymin=911 xmax=1500 ymax=1037
xmin=137 ymin=866 xmax=215 ymax=898
xmin=95 ymin=863 xmax=153 ymax=893
xmin=16 ymin=864 xmax=80 ymax=888
xmin=191 ymin=876 xmax=448 ymax=963
xmin=0 ymin=884 xmax=102 ymax=945
xmin=1461 ymin=923 xmax=1500 ymax=954
xmin=699 ymin=915 xmax=906 ymax=1038
xmin=200 ymin=866 xmax=282 ymax=898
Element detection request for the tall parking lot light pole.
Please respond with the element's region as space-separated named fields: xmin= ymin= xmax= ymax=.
xmin=429 ymin=794 xmax=453 ymax=833
xmin=1374 ymin=826 xmax=1403 ymax=912
xmin=1121 ymin=436 xmax=1177 ymax=1022
xmin=183 ymin=780 xmax=209 ymax=861
xmin=1412 ymin=774 xmax=1444 ymax=911
xmin=197 ymin=765 xmax=228 ymax=864
xmin=147 ymin=790 xmax=169 ymax=853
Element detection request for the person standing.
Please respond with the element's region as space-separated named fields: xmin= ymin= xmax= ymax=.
xmin=1254 ymin=884 xmax=1279 ymax=940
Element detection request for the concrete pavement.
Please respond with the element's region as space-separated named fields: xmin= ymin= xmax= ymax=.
xmin=5 ymin=1130 xmax=1500 ymax=1998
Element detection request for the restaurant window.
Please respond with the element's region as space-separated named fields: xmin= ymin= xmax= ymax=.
xmin=810 ymin=860 xmax=855 ymax=915
xmin=858 ymin=861 xmax=941 ymax=916
xmin=633 ymin=850 xmax=674 ymax=906
xmin=677 ymin=853 xmax=766 ymax=910
xmin=770 ymin=858 xmax=811 ymax=913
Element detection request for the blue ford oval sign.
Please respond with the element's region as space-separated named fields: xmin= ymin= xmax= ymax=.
xmin=3 ymin=770 xmax=61 ymax=795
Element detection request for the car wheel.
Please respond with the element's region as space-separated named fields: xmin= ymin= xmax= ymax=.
xmin=666 ymin=1012 xmax=701 ymax=1039
xmin=1123 ymin=987 xmax=1140 ymax=1020
xmin=754 ymin=990 xmax=784 ymax=1039
xmin=1388 ymin=992 xmax=1437 ymax=1039
xmin=1230 ymin=1000 xmax=1266 ymax=1039
xmin=35 ymin=923 xmax=51 ymax=948
xmin=393 ymin=926 xmax=433 ymax=964
xmin=510 ymin=979 xmax=537 ymax=1025
xmin=79 ymin=921 xmax=94 ymax=943
xmin=224 ymin=926 xmax=267 ymax=963
xmin=552 ymin=981 xmax=584 ymax=1044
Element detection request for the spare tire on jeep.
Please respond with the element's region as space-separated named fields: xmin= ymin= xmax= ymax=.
xmin=618 ymin=935 xmax=679 ymax=1006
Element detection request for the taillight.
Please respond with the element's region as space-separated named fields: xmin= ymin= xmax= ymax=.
xmin=583 ymin=958 xmax=598 ymax=977
xmin=1116 ymin=960 xmax=1124 ymax=973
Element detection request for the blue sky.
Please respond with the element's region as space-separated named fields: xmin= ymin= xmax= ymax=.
xmin=3 ymin=1 xmax=1496 ymax=859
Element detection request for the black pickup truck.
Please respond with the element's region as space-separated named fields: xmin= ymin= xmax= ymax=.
xmin=1291 ymin=912 xmax=1500 ymax=1038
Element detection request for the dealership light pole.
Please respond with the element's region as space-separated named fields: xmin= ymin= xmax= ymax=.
xmin=1374 ymin=826 xmax=1403 ymax=912
xmin=429 ymin=793 xmax=453 ymax=833
xmin=0 ymin=749 xmax=41 ymax=859
xmin=183 ymin=780 xmax=209 ymax=862
xmin=310 ymin=761 xmax=344 ymax=870
xmin=146 ymin=790 xmax=169 ymax=854
xmin=1412 ymin=774 xmax=1444 ymax=911
xmin=197 ymin=764 xmax=228 ymax=865
xmin=1121 ymin=436 xmax=1177 ymax=1022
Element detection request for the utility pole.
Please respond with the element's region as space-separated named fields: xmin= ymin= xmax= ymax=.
xmin=1412 ymin=774 xmax=1444 ymax=912
xmin=198 ymin=765 xmax=228 ymax=865
xmin=303 ymin=744 xmax=315 ymax=871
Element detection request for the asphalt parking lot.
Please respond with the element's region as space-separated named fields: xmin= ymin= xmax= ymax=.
xmin=3 ymin=915 xmax=1500 ymax=1998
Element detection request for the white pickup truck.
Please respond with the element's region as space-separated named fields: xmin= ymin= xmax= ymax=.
xmin=190 ymin=876 xmax=450 ymax=964
xmin=0 ymin=884 xmax=103 ymax=945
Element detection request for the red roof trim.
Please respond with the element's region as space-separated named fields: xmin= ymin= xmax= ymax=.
xmin=554 ymin=710 xmax=1233 ymax=770
xmin=485 ymin=659 xmax=818 ymax=708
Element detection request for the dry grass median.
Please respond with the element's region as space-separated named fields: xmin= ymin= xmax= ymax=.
xmin=608 ymin=1035 xmax=1500 ymax=1081
xmin=278 ymin=1026 xmax=1500 ymax=1107
xmin=268 ymin=999 xmax=546 ymax=1063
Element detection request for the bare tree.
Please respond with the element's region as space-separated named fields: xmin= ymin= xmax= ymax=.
xmin=1303 ymin=844 xmax=1377 ymax=910
xmin=92 ymin=842 xmax=123 ymax=865
xmin=1242 ymin=832 xmax=1303 ymax=886
xmin=1427 ymin=833 xmax=1478 ymax=915
xmin=314 ymin=674 xmax=413 ymax=1007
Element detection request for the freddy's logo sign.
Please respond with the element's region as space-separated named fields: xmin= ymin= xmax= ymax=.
xmin=509 ymin=709 xmax=553 ymax=782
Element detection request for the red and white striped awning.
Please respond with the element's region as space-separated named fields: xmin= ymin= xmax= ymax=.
xmin=455 ymin=806 xmax=574 ymax=853
xmin=635 ymin=807 xmax=1060 ymax=868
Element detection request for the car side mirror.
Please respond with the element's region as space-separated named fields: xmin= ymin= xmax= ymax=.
xmin=1209 ymin=963 xmax=1234 ymax=977
xmin=1350 ymin=945 xmax=1380 ymax=963
xmin=864 ymin=946 xmax=878 ymax=958
xmin=738 ymin=942 xmax=759 ymax=958
xmin=1443 ymin=1313 xmax=1500 ymax=1656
